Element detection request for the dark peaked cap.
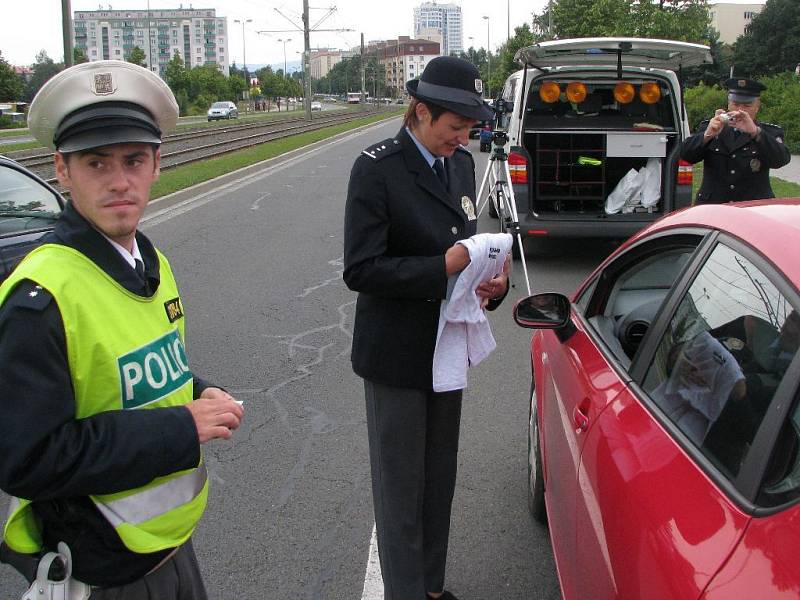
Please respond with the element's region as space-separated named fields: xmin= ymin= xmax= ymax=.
xmin=406 ymin=56 xmax=494 ymax=121
xmin=725 ymin=77 xmax=767 ymax=103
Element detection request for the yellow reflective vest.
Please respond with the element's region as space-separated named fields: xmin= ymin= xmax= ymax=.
xmin=0 ymin=243 xmax=207 ymax=555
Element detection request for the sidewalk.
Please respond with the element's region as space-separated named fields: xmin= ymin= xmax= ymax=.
xmin=773 ymin=156 xmax=800 ymax=184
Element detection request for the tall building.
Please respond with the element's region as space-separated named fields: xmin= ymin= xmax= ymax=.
xmin=310 ymin=49 xmax=357 ymax=80
xmin=363 ymin=36 xmax=440 ymax=97
xmin=709 ymin=2 xmax=765 ymax=44
xmin=413 ymin=2 xmax=462 ymax=57
xmin=73 ymin=7 xmax=229 ymax=77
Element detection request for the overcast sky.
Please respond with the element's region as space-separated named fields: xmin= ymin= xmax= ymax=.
xmin=1 ymin=0 xmax=555 ymax=68
xmin=2 ymin=0 xmax=761 ymax=69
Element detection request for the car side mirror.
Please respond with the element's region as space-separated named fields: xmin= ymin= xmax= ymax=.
xmin=513 ymin=293 xmax=571 ymax=329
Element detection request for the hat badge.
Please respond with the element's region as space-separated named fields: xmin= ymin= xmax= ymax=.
xmin=92 ymin=72 xmax=116 ymax=96
xmin=474 ymin=79 xmax=483 ymax=93
xmin=737 ymin=79 xmax=746 ymax=87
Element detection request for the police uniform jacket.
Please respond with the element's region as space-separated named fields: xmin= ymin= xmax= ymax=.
xmin=680 ymin=119 xmax=791 ymax=204
xmin=344 ymin=127 xmax=500 ymax=390
xmin=0 ymin=203 xmax=211 ymax=587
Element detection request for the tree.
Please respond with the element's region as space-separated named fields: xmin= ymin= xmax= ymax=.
xmin=127 ymin=46 xmax=147 ymax=68
xmin=0 ymin=51 xmax=25 ymax=101
xmin=25 ymin=50 xmax=62 ymax=102
xmin=549 ymin=0 xmax=709 ymax=42
xmin=491 ymin=23 xmax=539 ymax=96
xmin=73 ymin=47 xmax=89 ymax=65
xmin=731 ymin=0 xmax=800 ymax=77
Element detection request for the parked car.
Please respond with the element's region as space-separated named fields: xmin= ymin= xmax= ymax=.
xmin=497 ymin=38 xmax=711 ymax=244
xmin=0 ymin=156 xmax=65 ymax=283
xmin=311 ymin=101 xmax=323 ymax=111
xmin=514 ymin=199 xmax=800 ymax=599
xmin=207 ymin=101 xmax=238 ymax=121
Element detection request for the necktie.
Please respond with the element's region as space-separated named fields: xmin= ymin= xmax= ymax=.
xmin=134 ymin=258 xmax=145 ymax=280
xmin=433 ymin=159 xmax=448 ymax=190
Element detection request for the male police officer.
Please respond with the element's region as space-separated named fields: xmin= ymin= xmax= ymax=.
xmin=680 ymin=77 xmax=791 ymax=204
xmin=0 ymin=61 xmax=243 ymax=598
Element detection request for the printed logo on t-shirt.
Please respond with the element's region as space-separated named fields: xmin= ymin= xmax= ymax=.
xmin=118 ymin=329 xmax=192 ymax=409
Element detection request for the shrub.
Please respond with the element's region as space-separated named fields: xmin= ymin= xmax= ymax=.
xmin=684 ymin=82 xmax=727 ymax=132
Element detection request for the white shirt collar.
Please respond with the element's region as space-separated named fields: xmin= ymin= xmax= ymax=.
xmin=405 ymin=126 xmax=442 ymax=169
xmin=100 ymin=233 xmax=142 ymax=269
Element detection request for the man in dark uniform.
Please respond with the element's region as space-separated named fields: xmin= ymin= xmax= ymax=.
xmin=344 ymin=56 xmax=507 ymax=600
xmin=680 ymin=77 xmax=791 ymax=204
xmin=0 ymin=61 xmax=244 ymax=598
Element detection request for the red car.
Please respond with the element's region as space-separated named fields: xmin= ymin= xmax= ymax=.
xmin=514 ymin=199 xmax=800 ymax=599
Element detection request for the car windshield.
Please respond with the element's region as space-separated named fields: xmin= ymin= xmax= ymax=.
xmin=211 ymin=102 xmax=229 ymax=109
xmin=0 ymin=165 xmax=62 ymax=223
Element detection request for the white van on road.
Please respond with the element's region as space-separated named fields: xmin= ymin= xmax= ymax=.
xmin=495 ymin=38 xmax=712 ymax=243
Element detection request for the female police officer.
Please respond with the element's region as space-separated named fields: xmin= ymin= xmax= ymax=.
xmin=343 ymin=56 xmax=507 ymax=600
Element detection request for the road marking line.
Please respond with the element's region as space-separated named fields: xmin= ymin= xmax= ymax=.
xmin=361 ymin=523 xmax=384 ymax=600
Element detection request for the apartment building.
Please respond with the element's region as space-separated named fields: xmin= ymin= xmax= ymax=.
xmin=363 ymin=36 xmax=440 ymax=97
xmin=310 ymin=49 xmax=357 ymax=80
xmin=413 ymin=2 xmax=462 ymax=57
xmin=73 ymin=7 xmax=229 ymax=77
xmin=709 ymin=2 xmax=765 ymax=44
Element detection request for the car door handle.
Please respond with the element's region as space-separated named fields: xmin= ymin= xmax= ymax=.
xmin=573 ymin=404 xmax=590 ymax=433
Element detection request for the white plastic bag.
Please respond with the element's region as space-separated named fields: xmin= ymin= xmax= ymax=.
xmin=640 ymin=157 xmax=662 ymax=208
xmin=606 ymin=168 xmax=644 ymax=214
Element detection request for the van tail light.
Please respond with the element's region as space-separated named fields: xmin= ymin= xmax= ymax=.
xmin=677 ymin=159 xmax=693 ymax=186
xmin=509 ymin=151 xmax=528 ymax=184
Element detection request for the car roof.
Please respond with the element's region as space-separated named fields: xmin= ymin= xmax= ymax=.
xmin=516 ymin=37 xmax=712 ymax=71
xmin=638 ymin=199 xmax=800 ymax=285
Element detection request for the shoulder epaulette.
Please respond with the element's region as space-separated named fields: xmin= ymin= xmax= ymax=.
xmin=6 ymin=280 xmax=54 ymax=312
xmin=759 ymin=121 xmax=783 ymax=131
xmin=361 ymin=138 xmax=402 ymax=161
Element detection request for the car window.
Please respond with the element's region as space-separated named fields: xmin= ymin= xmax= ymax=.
xmin=642 ymin=242 xmax=800 ymax=483
xmin=0 ymin=164 xmax=62 ymax=235
xmin=584 ymin=241 xmax=699 ymax=366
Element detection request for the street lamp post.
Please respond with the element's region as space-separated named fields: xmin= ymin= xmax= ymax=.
xmin=278 ymin=38 xmax=292 ymax=77
xmin=482 ymin=15 xmax=490 ymax=98
xmin=234 ymin=18 xmax=253 ymax=90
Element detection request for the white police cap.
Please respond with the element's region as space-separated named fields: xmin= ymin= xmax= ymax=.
xmin=28 ymin=60 xmax=178 ymax=152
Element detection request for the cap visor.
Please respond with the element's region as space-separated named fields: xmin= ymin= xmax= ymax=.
xmin=728 ymin=92 xmax=757 ymax=103
xmin=57 ymin=126 xmax=161 ymax=153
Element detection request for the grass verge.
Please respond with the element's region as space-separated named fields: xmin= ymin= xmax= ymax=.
xmin=691 ymin=162 xmax=800 ymax=200
xmin=0 ymin=141 xmax=41 ymax=152
xmin=151 ymin=109 xmax=402 ymax=199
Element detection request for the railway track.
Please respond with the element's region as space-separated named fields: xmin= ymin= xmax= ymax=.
xmin=8 ymin=108 xmax=388 ymax=187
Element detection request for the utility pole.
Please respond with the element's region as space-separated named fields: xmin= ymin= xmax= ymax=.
xmin=258 ymin=5 xmax=352 ymax=120
xmin=303 ymin=0 xmax=312 ymax=119
xmin=62 ymin=0 xmax=73 ymax=67
xmin=360 ymin=33 xmax=366 ymax=105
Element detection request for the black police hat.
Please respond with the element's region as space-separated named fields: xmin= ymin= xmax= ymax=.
xmin=406 ymin=56 xmax=494 ymax=121
xmin=725 ymin=77 xmax=766 ymax=103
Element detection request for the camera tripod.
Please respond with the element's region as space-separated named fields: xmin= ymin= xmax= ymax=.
xmin=475 ymin=128 xmax=532 ymax=295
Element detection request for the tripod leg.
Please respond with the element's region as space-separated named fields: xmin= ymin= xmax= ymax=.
xmin=476 ymin=156 xmax=497 ymax=217
xmin=498 ymin=163 xmax=532 ymax=296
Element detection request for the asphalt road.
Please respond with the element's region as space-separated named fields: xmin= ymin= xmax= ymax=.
xmin=0 ymin=118 xmax=618 ymax=598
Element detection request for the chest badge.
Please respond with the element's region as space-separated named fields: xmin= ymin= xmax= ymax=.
xmin=750 ymin=158 xmax=761 ymax=173
xmin=164 ymin=297 xmax=184 ymax=323
xmin=461 ymin=196 xmax=476 ymax=221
